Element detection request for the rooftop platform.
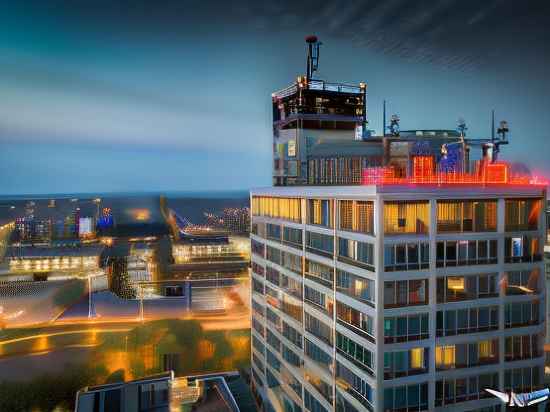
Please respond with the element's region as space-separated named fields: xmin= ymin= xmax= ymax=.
xmin=272 ymin=79 xmax=363 ymax=99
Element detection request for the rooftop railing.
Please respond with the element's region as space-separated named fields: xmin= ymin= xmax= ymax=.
xmin=272 ymin=79 xmax=363 ymax=99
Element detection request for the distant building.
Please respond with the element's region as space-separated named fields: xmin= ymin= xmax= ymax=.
xmin=204 ymin=208 xmax=251 ymax=234
xmin=74 ymin=371 xmax=255 ymax=412
xmin=78 ymin=217 xmax=95 ymax=238
xmin=49 ymin=209 xmax=81 ymax=240
xmin=170 ymin=233 xmax=249 ymax=279
xmin=127 ymin=242 xmax=156 ymax=286
xmin=6 ymin=244 xmax=103 ymax=278
xmin=15 ymin=216 xmax=52 ymax=244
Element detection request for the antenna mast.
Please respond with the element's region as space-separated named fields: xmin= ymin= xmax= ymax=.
xmin=491 ymin=110 xmax=495 ymax=141
xmin=305 ymin=35 xmax=321 ymax=82
xmin=383 ymin=100 xmax=386 ymax=137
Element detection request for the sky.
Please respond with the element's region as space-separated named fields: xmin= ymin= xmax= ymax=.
xmin=1 ymin=1 xmax=550 ymax=195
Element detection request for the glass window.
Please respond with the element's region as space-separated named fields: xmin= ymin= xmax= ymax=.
xmin=338 ymin=237 xmax=374 ymax=269
xmin=336 ymin=270 xmax=375 ymax=305
xmin=505 ymin=198 xmax=542 ymax=231
xmin=457 ymin=309 xmax=468 ymax=332
xmin=251 ymin=196 xmax=302 ymax=222
xmin=384 ymin=201 xmax=429 ymax=235
xmin=338 ymin=200 xmax=374 ymax=234
xmin=384 ymin=279 xmax=428 ymax=308
xmin=437 ymin=200 xmax=497 ymax=232
xmin=306 ymin=231 xmax=334 ymax=255
xmin=308 ymin=199 xmax=333 ymax=227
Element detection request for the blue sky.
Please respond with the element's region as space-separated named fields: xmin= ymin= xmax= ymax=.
xmin=1 ymin=1 xmax=549 ymax=194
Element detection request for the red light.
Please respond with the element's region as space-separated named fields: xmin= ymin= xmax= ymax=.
xmin=412 ymin=155 xmax=435 ymax=182
xmin=361 ymin=160 xmax=547 ymax=187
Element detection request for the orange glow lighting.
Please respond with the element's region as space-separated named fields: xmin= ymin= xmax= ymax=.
xmin=362 ymin=161 xmax=547 ymax=187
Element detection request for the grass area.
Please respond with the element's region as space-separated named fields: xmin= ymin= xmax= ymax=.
xmin=0 ymin=362 xmax=110 ymax=412
xmin=0 ymin=319 xmax=251 ymax=411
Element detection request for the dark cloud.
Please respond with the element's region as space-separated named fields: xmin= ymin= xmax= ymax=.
xmin=12 ymin=0 xmax=549 ymax=71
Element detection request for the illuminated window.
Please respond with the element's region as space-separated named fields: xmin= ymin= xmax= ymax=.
xmin=447 ymin=276 xmax=464 ymax=291
xmin=505 ymin=235 xmax=542 ymax=263
xmin=409 ymin=348 xmax=424 ymax=369
xmin=437 ymin=200 xmax=497 ymax=233
xmin=505 ymin=198 xmax=542 ymax=231
xmin=307 ymin=199 xmax=333 ymax=227
xmin=251 ymin=196 xmax=302 ymax=223
xmin=435 ymin=345 xmax=455 ymax=369
xmin=338 ymin=200 xmax=374 ymax=234
xmin=384 ymin=201 xmax=429 ymax=235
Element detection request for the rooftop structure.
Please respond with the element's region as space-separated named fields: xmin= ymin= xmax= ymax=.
xmin=271 ymin=40 xmax=516 ymax=188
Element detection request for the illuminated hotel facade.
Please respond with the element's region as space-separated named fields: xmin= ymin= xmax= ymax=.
xmin=250 ymin=37 xmax=546 ymax=412
xmin=250 ymin=184 xmax=546 ymax=412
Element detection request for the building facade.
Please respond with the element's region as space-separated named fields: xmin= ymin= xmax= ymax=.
xmin=253 ymin=37 xmax=547 ymax=412
xmin=250 ymin=185 xmax=546 ymax=412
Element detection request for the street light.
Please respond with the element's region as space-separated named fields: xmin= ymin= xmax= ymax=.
xmin=88 ymin=272 xmax=96 ymax=319
xmin=137 ymin=283 xmax=145 ymax=322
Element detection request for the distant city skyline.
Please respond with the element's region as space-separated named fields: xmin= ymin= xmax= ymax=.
xmin=1 ymin=1 xmax=549 ymax=194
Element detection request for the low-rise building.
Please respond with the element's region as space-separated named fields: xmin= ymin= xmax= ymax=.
xmin=5 ymin=244 xmax=104 ymax=279
xmin=75 ymin=371 xmax=254 ymax=412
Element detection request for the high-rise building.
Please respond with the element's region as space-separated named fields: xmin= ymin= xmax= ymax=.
xmin=250 ymin=38 xmax=546 ymax=412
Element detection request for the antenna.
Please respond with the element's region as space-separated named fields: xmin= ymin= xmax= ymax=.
xmin=305 ymin=35 xmax=322 ymax=82
xmin=491 ymin=110 xmax=495 ymax=141
xmin=383 ymin=100 xmax=386 ymax=137
xmin=457 ymin=117 xmax=467 ymax=137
